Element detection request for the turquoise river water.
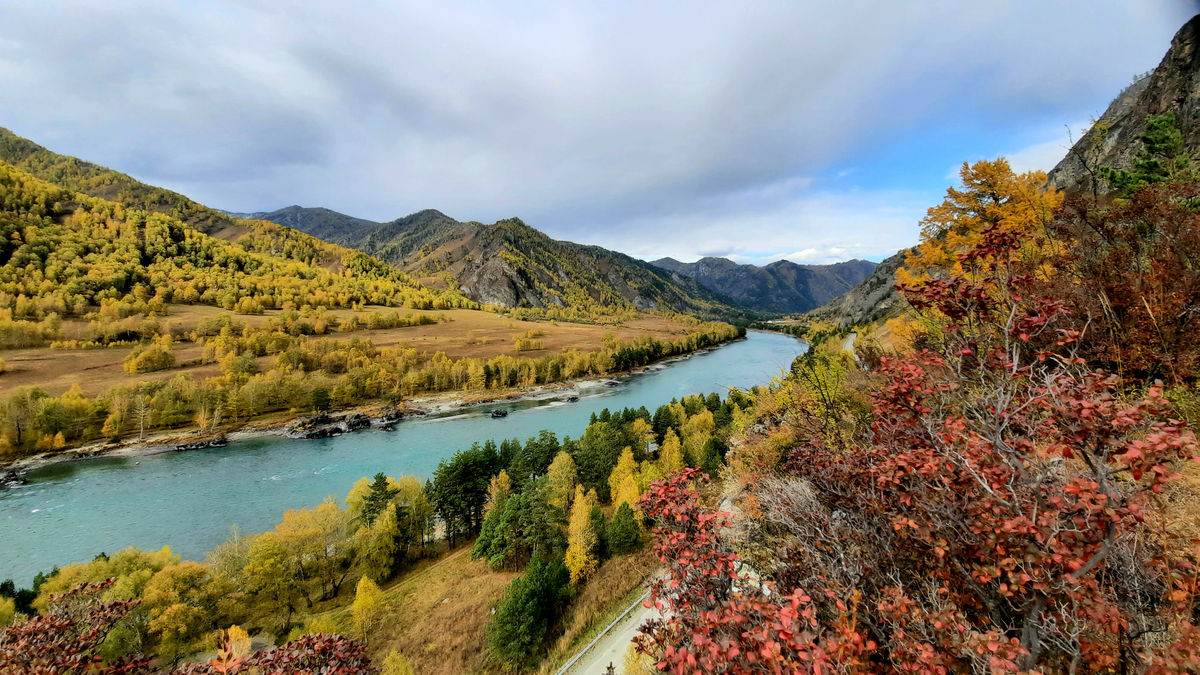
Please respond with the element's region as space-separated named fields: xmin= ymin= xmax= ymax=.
xmin=0 ymin=330 xmax=805 ymax=585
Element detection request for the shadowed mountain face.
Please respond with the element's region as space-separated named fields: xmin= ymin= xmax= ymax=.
xmin=650 ymin=256 xmax=876 ymax=314
xmin=245 ymin=206 xmax=738 ymax=316
xmin=1050 ymin=14 xmax=1200 ymax=194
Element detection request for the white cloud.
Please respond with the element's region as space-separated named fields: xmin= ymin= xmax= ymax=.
xmin=0 ymin=1 xmax=1193 ymax=264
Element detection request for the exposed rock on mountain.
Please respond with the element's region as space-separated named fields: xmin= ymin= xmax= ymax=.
xmin=803 ymin=249 xmax=910 ymax=327
xmin=1050 ymin=14 xmax=1200 ymax=194
xmin=651 ymin=256 xmax=876 ymax=314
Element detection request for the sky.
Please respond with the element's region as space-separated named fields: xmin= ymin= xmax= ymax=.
xmin=0 ymin=1 xmax=1196 ymax=265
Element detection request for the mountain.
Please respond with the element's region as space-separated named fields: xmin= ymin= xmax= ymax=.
xmin=809 ymin=15 xmax=1200 ymax=330
xmin=248 ymin=206 xmax=739 ymax=317
xmin=227 ymin=205 xmax=383 ymax=243
xmin=0 ymin=127 xmax=474 ymax=312
xmin=802 ymin=249 xmax=910 ymax=327
xmin=650 ymin=256 xmax=876 ymax=314
xmin=1050 ymin=14 xmax=1200 ymax=194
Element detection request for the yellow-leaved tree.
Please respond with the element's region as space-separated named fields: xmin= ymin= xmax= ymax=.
xmin=485 ymin=469 xmax=512 ymax=514
xmin=895 ymin=158 xmax=1062 ymax=288
xmin=0 ymin=596 xmax=14 ymax=629
xmin=608 ymin=446 xmax=638 ymax=503
xmin=564 ymin=485 xmax=599 ymax=584
xmin=546 ymin=450 xmax=578 ymax=510
xmin=352 ymin=575 xmax=387 ymax=639
xmin=142 ymin=561 xmax=234 ymax=663
xmin=658 ymin=428 xmax=685 ymax=475
xmin=355 ymin=502 xmax=400 ymax=581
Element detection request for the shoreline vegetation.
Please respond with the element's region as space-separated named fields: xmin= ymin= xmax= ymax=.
xmin=0 ymin=326 xmax=753 ymax=475
xmin=0 ymin=371 xmax=750 ymax=672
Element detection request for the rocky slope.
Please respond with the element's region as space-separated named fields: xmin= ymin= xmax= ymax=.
xmin=651 ymin=256 xmax=876 ymax=314
xmin=1050 ymin=14 xmax=1200 ymax=194
xmin=802 ymin=249 xmax=910 ymax=327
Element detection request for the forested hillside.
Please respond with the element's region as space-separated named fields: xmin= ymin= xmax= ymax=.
xmin=652 ymin=255 xmax=875 ymax=313
xmin=0 ymin=128 xmax=474 ymax=314
xmin=248 ymin=205 xmax=741 ymax=318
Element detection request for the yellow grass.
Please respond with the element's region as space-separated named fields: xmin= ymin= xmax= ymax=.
xmin=313 ymin=547 xmax=516 ymax=675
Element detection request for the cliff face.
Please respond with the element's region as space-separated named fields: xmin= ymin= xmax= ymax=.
xmin=1050 ymin=14 xmax=1200 ymax=193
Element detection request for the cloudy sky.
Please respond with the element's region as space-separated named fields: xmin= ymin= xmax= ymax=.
xmin=0 ymin=2 xmax=1195 ymax=264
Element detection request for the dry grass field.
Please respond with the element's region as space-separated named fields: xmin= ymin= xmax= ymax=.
xmin=0 ymin=306 xmax=706 ymax=397
xmin=315 ymin=546 xmax=517 ymax=674
xmin=308 ymin=545 xmax=656 ymax=675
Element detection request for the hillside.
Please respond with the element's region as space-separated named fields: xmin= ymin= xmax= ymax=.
xmin=1050 ymin=14 xmax=1200 ymax=194
xmin=247 ymin=206 xmax=739 ymax=317
xmin=0 ymin=128 xmax=472 ymax=312
xmin=651 ymin=256 xmax=875 ymax=314
xmin=801 ymin=248 xmax=910 ymax=327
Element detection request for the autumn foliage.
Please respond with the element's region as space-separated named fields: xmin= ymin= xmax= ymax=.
xmin=636 ymin=165 xmax=1200 ymax=672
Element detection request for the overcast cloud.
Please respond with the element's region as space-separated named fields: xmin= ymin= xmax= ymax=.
xmin=0 ymin=1 xmax=1194 ymax=264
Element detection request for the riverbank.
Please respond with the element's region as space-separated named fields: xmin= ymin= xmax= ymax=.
xmin=0 ymin=338 xmax=746 ymax=476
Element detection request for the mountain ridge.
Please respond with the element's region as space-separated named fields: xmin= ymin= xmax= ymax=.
xmin=651 ymin=255 xmax=877 ymax=314
xmin=1050 ymin=14 xmax=1200 ymax=194
xmin=241 ymin=205 xmax=740 ymax=317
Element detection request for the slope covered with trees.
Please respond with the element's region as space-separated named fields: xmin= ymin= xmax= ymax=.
xmin=0 ymin=391 xmax=743 ymax=673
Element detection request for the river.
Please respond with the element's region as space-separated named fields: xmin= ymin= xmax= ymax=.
xmin=0 ymin=331 xmax=805 ymax=585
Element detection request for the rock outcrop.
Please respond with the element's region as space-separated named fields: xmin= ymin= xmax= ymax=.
xmin=1050 ymin=14 xmax=1200 ymax=194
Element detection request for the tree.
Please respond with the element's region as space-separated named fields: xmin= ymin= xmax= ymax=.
xmin=564 ymin=485 xmax=599 ymax=584
xmin=430 ymin=443 xmax=498 ymax=544
xmin=242 ymin=534 xmax=304 ymax=634
xmin=472 ymin=479 xmax=565 ymax=571
xmin=0 ymin=595 xmax=14 ymax=628
xmin=894 ymin=158 xmax=1061 ymax=289
xmin=1101 ymin=113 xmax=1194 ymax=194
xmin=142 ymin=561 xmax=233 ymax=663
xmin=607 ymin=502 xmax=641 ymax=555
xmin=268 ymin=500 xmax=353 ymax=601
xmin=607 ymin=446 xmax=638 ymax=505
xmin=485 ymin=469 xmax=512 ymax=515
xmin=352 ymin=575 xmax=387 ymax=639
xmin=354 ymin=473 xmax=402 ymax=527
xmin=546 ymin=450 xmax=577 ymax=510
xmin=657 ymin=429 xmax=684 ymax=475
xmin=486 ymin=554 xmax=572 ymax=670
xmin=355 ymin=502 xmax=401 ymax=582
xmin=588 ymin=503 xmax=609 ymax=562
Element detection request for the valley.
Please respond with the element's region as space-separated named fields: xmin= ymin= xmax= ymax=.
xmin=3 ymin=6 xmax=1200 ymax=675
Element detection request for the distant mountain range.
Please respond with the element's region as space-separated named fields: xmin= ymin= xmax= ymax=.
xmin=231 ymin=206 xmax=740 ymax=316
xmin=650 ymin=256 xmax=876 ymax=314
